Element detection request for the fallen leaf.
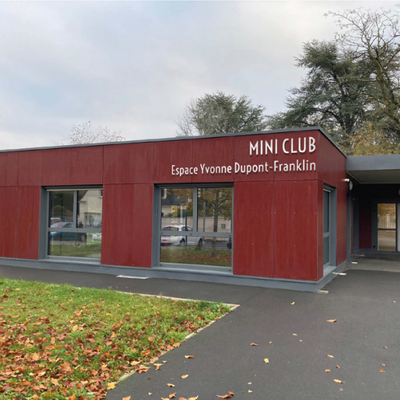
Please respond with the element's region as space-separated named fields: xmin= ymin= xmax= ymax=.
xmin=162 ymin=398 xmax=169 ymax=400
xmin=325 ymin=369 xmax=331 ymax=373
xmin=248 ymin=382 xmax=252 ymax=385
xmin=248 ymin=390 xmax=253 ymax=393
xmin=148 ymin=393 xmax=152 ymax=396
xmin=148 ymin=336 xmax=155 ymax=342
xmin=250 ymin=343 xmax=258 ymax=346
xmin=291 ymin=302 xmax=295 ymax=305
xmin=167 ymin=383 xmax=175 ymax=388
xmin=327 ymin=354 xmax=334 ymax=358
xmin=264 ymin=358 xmax=269 ymax=364
xmin=217 ymin=391 xmax=234 ymax=399
xmin=383 ymin=346 xmax=388 ymax=349
xmin=169 ymin=393 xmax=176 ymax=399
xmin=181 ymin=374 xmax=189 ymax=379
xmin=340 ymin=388 xmax=344 ymax=391
xmin=381 ymin=363 xmax=387 ymax=367
xmin=154 ymin=363 xmax=163 ymax=370
xmin=380 ymin=369 xmax=385 ymax=373
xmin=334 ymin=379 xmax=343 ymax=384
xmin=336 ymin=365 xmax=340 ymax=369
xmin=107 ymin=382 xmax=117 ymax=390
xmin=188 ymin=397 xmax=199 ymax=400
xmin=162 ymin=360 xmax=168 ymax=363
xmin=299 ymin=340 xmax=303 ymax=342
xmin=268 ymin=341 xmax=273 ymax=344
xmin=327 ymin=319 xmax=337 ymax=323
xmin=123 ymin=397 xmax=131 ymax=400
xmin=184 ymin=355 xmax=194 ymax=358
xmin=292 ymin=333 xmax=298 ymax=336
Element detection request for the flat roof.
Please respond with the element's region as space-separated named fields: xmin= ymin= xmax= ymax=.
xmin=0 ymin=126 xmax=347 ymax=157
xmin=347 ymin=154 xmax=400 ymax=184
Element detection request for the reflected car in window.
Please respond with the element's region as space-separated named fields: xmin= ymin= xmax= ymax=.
xmin=49 ymin=222 xmax=87 ymax=243
xmin=161 ymin=225 xmax=203 ymax=247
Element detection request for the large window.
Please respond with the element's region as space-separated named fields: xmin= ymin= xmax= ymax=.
xmin=158 ymin=186 xmax=233 ymax=270
xmin=47 ymin=189 xmax=103 ymax=259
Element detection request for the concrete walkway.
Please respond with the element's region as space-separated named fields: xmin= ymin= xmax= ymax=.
xmin=0 ymin=265 xmax=399 ymax=400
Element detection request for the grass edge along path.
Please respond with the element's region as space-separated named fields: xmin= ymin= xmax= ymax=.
xmin=0 ymin=278 xmax=232 ymax=399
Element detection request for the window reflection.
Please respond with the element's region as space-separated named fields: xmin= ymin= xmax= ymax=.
xmin=49 ymin=191 xmax=74 ymax=226
xmin=161 ymin=188 xmax=193 ymax=229
xmin=160 ymin=236 xmax=231 ymax=267
xmin=197 ymin=188 xmax=232 ymax=233
xmin=77 ymin=190 xmax=103 ymax=228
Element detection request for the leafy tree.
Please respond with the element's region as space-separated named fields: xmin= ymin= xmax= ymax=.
xmin=351 ymin=122 xmax=400 ymax=155
xmin=177 ymin=92 xmax=267 ymax=136
xmin=268 ymin=7 xmax=400 ymax=154
xmin=267 ymin=40 xmax=373 ymax=150
xmin=63 ymin=121 xmax=125 ymax=145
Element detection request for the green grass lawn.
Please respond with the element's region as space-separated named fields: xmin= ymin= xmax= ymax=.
xmin=0 ymin=278 xmax=230 ymax=399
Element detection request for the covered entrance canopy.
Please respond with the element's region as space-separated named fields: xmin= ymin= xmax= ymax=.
xmin=347 ymin=154 xmax=400 ymax=256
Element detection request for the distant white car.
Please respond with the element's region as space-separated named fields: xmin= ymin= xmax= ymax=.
xmin=161 ymin=225 xmax=203 ymax=248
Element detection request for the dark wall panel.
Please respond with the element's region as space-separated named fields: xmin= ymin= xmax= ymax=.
xmin=16 ymin=186 xmax=40 ymax=259
xmin=101 ymin=184 xmax=153 ymax=267
xmin=336 ymin=189 xmax=347 ymax=265
xmin=274 ymin=180 xmax=318 ymax=281
xmin=0 ymin=187 xmax=19 ymax=258
xmin=359 ymin=198 xmax=372 ymax=249
xmin=0 ymin=152 xmax=19 ymax=187
xmin=104 ymin=143 xmax=154 ymax=184
xmin=233 ymin=182 xmax=274 ymax=277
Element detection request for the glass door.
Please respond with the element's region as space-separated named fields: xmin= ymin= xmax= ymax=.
xmin=377 ymin=203 xmax=396 ymax=252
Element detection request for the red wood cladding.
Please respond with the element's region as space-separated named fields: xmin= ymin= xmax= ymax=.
xmin=274 ymin=180 xmax=319 ymax=280
xmin=104 ymin=143 xmax=154 ymax=184
xmin=0 ymin=152 xmax=19 ymax=186
xmin=101 ymin=184 xmax=153 ymax=267
xmin=233 ymin=181 xmax=274 ymax=277
xmin=0 ymin=128 xmax=348 ymax=281
xmin=16 ymin=187 xmax=41 ymax=259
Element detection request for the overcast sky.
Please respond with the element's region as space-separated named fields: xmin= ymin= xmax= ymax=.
xmin=0 ymin=0 xmax=396 ymax=150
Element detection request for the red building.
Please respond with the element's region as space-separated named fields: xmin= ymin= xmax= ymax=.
xmin=0 ymin=128 xmax=352 ymax=291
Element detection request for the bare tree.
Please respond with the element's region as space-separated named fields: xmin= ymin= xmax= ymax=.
xmin=328 ymin=7 xmax=400 ymax=133
xmin=63 ymin=121 xmax=125 ymax=145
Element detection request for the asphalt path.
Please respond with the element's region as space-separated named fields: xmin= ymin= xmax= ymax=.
xmin=0 ymin=265 xmax=399 ymax=400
